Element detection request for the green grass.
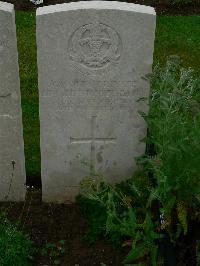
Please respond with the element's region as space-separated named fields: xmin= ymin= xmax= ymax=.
xmin=15 ymin=12 xmax=200 ymax=180
xmin=16 ymin=12 xmax=40 ymax=183
xmin=154 ymin=16 xmax=200 ymax=71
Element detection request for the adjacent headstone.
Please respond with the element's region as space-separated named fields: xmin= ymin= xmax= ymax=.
xmin=37 ymin=1 xmax=156 ymax=203
xmin=0 ymin=2 xmax=26 ymax=201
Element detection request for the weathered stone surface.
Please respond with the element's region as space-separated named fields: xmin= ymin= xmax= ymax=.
xmin=0 ymin=2 xmax=26 ymax=201
xmin=37 ymin=1 xmax=156 ymax=203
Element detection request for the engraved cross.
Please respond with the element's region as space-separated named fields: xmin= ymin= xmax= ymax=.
xmin=70 ymin=116 xmax=116 ymax=173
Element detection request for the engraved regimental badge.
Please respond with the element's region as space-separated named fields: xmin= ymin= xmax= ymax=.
xmin=68 ymin=23 xmax=122 ymax=70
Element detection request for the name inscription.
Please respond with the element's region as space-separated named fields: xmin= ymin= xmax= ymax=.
xmin=46 ymin=80 xmax=137 ymax=111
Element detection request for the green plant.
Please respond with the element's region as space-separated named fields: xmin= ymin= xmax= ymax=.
xmin=76 ymin=194 xmax=107 ymax=243
xmin=140 ymin=56 xmax=200 ymax=241
xmin=41 ymin=240 xmax=65 ymax=265
xmin=79 ymin=57 xmax=200 ymax=265
xmin=80 ymin=173 xmax=161 ymax=265
xmin=0 ymin=213 xmax=35 ymax=266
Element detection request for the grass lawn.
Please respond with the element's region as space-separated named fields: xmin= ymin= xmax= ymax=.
xmin=16 ymin=12 xmax=39 ymax=183
xmin=15 ymin=12 xmax=200 ymax=183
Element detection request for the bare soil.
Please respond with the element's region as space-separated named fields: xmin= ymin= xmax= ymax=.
xmin=0 ymin=189 xmax=126 ymax=266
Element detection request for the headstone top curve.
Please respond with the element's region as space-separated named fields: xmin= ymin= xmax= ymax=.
xmin=36 ymin=1 xmax=156 ymax=16
xmin=0 ymin=1 xmax=14 ymax=12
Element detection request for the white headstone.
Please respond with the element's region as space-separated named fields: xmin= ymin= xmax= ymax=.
xmin=37 ymin=1 xmax=156 ymax=203
xmin=0 ymin=2 xmax=26 ymax=201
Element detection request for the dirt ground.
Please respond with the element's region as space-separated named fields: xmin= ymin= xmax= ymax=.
xmin=0 ymin=189 xmax=127 ymax=266
xmin=0 ymin=189 xmax=198 ymax=265
xmin=1 ymin=0 xmax=200 ymax=15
